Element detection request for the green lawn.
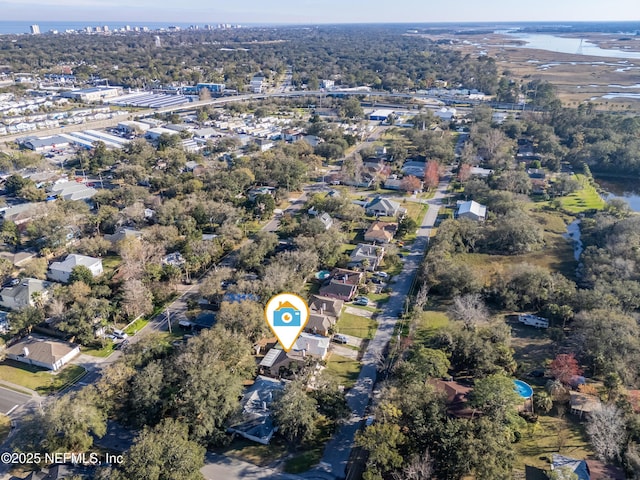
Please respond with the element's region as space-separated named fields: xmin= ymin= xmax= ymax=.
xmin=83 ymin=341 xmax=115 ymax=358
xmin=0 ymin=361 xmax=86 ymax=395
xmin=556 ymin=175 xmax=605 ymax=213
xmin=325 ymin=354 xmax=362 ymax=389
xmin=368 ymin=292 xmax=390 ymax=307
xmin=413 ymin=309 xmax=450 ymax=343
xmin=402 ymin=201 xmax=429 ymax=224
xmin=337 ymin=312 xmax=377 ymax=339
xmin=101 ymin=255 xmax=121 ymax=276
xmin=0 ymin=415 xmax=10 ymax=444
xmin=124 ymin=317 xmax=150 ymax=336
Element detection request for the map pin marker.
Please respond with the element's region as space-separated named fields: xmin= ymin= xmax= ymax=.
xmin=264 ymin=293 xmax=310 ymax=352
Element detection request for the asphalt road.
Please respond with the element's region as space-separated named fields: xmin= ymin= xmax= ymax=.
xmin=0 ymin=387 xmax=31 ymax=415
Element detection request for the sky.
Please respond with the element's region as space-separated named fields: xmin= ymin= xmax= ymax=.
xmin=0 ymin=0 xmax=639 ymax=24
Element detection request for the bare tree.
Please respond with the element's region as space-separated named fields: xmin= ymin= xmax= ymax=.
xmin=121 ymin=279 xmax=153 ymax=320
xmin=392 ymin=450 xmax=434 ymax=480
xmin=414 ymin=285 xmax=429 ymax=312
xmin=587 ymin=404 xmax=627 ymax=462
xmin=448 ymin=294 xmax=489 ymax=329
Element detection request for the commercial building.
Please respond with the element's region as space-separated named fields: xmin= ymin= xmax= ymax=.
xmin=61 ymin=86 xmax=123 ymax=103
xmin=20 ymin=135 xmax=70 ymax=152
xmin=30 ymin=25 xmax=41 ymax=35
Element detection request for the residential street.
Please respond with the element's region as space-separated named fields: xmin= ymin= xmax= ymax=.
xmin=308 ymin=170 xmax=452 ymax=480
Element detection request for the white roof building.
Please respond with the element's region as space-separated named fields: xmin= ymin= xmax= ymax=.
xmin=48 ymin=254 xmax=103 ymax=283
xmin=456 ymin=200 xmax=487 ymax=221
xmin=292 ymin=333 xmax=330 ymax=360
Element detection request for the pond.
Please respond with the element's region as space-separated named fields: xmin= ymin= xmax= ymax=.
xmin=596 ymin=176 xmax=640 ymax=212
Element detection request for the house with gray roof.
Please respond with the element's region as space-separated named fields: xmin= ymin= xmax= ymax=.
xmin=0 ymin=278 xmax=51 ymax=310
xmin=365 ymin=197 xmax=404 ymax=217
xmin=349 ymin=243 xmax=385 ymax=271
xmin=104 ymin=228 xmax=143 ymax=245
xmin=456 ymin=200 xmax=487 ymax=222
xmin=48 ymin=254 xmax=103 ymax=283
xmin=227 ymin=375 xmax=285 ymax=445
xmin=318 ymin=212 xmax=334 ymax=230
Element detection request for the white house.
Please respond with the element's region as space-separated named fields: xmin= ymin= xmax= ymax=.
xmin=292 ymin=333 xmax=330 ymax=360
xmin=0 ymin=278 xmax=51 ymax=310
xmin=456 ymin=200 xmax=487 ymax=222
xmin=48 ymin=254 xmax=103 ymax=283
xmin=5 ymin=337 xmax=80 ymax=371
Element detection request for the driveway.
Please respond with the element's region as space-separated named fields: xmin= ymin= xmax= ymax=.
xmin=330 ymin=345 xmax=359 ymax=360
xmin=343 ymin=306 xmax=374 ymax=318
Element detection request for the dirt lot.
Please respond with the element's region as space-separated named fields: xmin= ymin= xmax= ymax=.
xmin=506 ymin=315 xmax=556 ymax=377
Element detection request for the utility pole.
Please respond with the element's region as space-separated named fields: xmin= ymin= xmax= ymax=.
xmin=166 ymin=309 xmax=172 ymax=333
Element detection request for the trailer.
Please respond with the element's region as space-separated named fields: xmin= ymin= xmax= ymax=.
xmin=518 ymin=314 xmax=549 ymax=329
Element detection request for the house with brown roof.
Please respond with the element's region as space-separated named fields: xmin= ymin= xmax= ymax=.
xmin=307 ymin=295 xmax=343 ymax=335
xmin=306 ymin=313 xmax=333 ymax=336
xmin=309 ymin=294 xmax=344 ymax=318
xmin=319 ymin=268 xmax=363 ymax=301
xmin=5 ymin=336 xmax=80 ymax=371
xmin=429 ymin=379 xmax=477 ymax=419
xmin=364 ymin=221 xmax=397 ymax=244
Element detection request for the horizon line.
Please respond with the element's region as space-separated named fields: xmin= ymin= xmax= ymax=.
xmin=2 ymin=19 xmax=640 ymax=25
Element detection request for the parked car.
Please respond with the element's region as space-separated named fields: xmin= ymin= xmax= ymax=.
xmin=333 ymin=334 xmax=348 ymax=344
xmin=354 ymin=297 xmax=369 ymax=306
xmin=112 ymin=329 xmax=128 ymax=339
xmin=374 ymin=271 xmax=389 ymax=278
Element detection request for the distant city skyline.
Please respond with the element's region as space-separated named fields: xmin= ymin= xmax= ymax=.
xmin=1 ymin=0 xmax=639 ymax=24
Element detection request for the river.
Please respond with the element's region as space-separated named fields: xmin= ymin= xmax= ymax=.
xmin=502 ymin=32 xmax=640 ymax=60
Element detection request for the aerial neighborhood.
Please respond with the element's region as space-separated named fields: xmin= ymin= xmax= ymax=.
xmin=0 ymin=15 xmax=637 ymax=480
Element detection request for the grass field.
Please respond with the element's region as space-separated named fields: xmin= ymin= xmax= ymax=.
xmin=413 ymin=309 xmax=450 ymax=343
xmin=0 ymin=415 xmax=10 ymax=444
xmin=0 ymin=361 xmax=86 ymax=395
xmin=101 ymin=255 xmax=121 ymax=276
xmin=325 ymin=354 xmax=361 ymax=389
xmin=514 ymin=411 xmax=593 ymax=471
xmin=556 ymin=175 xmax=605 ymax=213
xmin=337 ymin=312 xmax=377 ymax=339
xmin=455 ymin=207 xmax=578 ymax=282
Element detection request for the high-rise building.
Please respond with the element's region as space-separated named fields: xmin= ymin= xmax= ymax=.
xmin=30 ymin=24 xmax=40 ymax=35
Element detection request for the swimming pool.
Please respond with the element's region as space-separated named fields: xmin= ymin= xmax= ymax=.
xmin=514 ymin=379 xmax=533 ymax=399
